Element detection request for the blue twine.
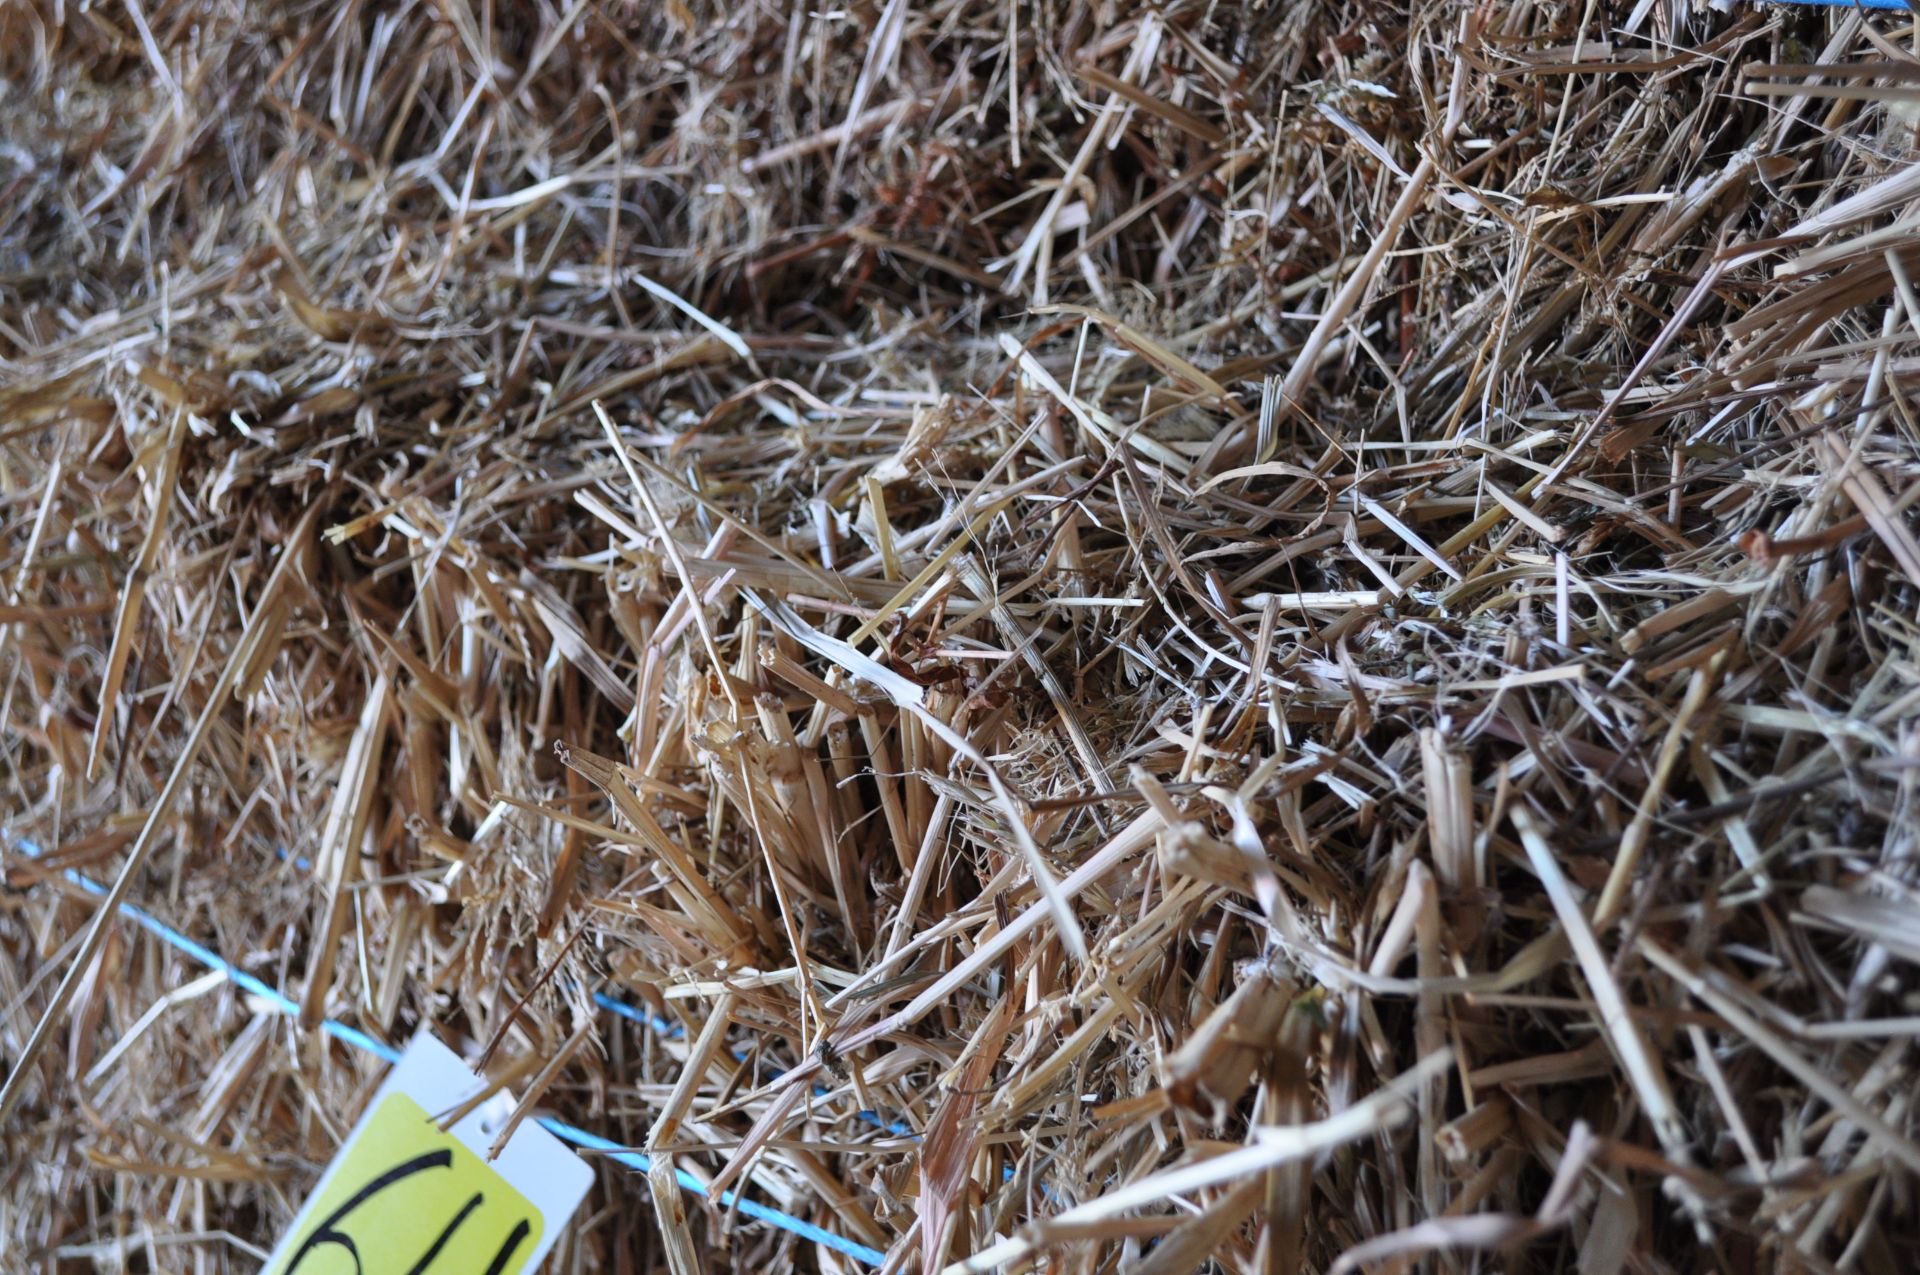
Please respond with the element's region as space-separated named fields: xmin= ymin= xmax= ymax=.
xmin=589 ymin=993 xmax=918 ymax=1140
xmin=51 ymin=859 xmax=405 ymax=1065
xmin=257 ymin=849 xmax=924 ymax=1142
xmin=535 ymin=1118 xmax=885 ymax=1264
xmin=4 ymin=838 xmax=887 ymax=1266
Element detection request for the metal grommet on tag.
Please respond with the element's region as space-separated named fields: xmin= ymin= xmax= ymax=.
xmin=473 ymin=1092 xmax=515 ymax=1140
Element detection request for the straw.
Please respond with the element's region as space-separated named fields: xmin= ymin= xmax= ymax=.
xmin=8 ymin=836 xmax=886 ymax=1266
xmin=7 ymin=1 xmax=1920 ymax=1269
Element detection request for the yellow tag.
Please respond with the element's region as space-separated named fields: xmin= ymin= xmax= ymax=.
xmin=263 ymin=1093 xmax=542 ymax=1275
xmin=261 ymin=1036 xmax=590 ymax=1275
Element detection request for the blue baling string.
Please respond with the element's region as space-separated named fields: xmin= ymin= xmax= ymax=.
xmin=536 ymin=1117 xmax=885 ymax=1262
xmin=262 ymin=852 xmax=922 ymax=1140
xmin=5 ymin=839 xmax=887 ymax=1266
xmin=50 ymin=859 xmax=406 ymax=1065
xmin=590 ymin=992 xmax=920 ymax=1141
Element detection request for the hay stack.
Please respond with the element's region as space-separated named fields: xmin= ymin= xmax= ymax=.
xmin=4 ymin=1 xmax=1919 ymax=1270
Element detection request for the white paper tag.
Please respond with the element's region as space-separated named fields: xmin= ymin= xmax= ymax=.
xmin=261 ymin=1033 xmax=593 ymax=1275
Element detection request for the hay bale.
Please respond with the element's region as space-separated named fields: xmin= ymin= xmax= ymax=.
xmin=3 ymin=1 xmax=1919 ymax=1270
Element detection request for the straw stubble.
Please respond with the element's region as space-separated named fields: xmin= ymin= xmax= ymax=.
xmin=4 ymin=3 xmax=1920 ymax=1272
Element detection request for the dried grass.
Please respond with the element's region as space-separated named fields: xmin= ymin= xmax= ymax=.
xmin=4 ymin=1 xmax=1920 ymax=1272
